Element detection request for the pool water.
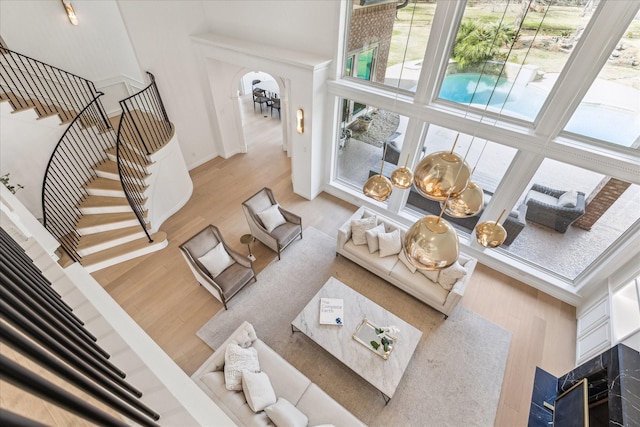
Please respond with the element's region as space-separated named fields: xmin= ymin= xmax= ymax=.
xmin=438 ymin=73 xmax=545 ymax=120
xmin=438 ymin=73 xmax=638 ymax=147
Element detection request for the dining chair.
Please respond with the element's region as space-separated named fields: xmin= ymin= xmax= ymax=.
xmin=252 ymin=88 xmax=269 ymax=113
xmin=270 ymin=96 xmax=281 ymax=118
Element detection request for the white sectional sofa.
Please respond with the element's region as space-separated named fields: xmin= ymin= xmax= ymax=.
xmin=337 ymin=206 xmax=477 ymax=318
xmin=192 ymin=321 xmax=366 ymax=427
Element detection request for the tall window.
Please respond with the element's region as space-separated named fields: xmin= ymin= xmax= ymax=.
xmin=333 ymin=1 xmax=640 ymax=289
xmin=345 ymin=0 xmax=436 ymax=90
xmin=438 ymin=1 xmax=601 ymax=122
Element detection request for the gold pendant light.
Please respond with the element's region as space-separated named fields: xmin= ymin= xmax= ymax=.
xmin=363 ymin=143 xmax=393 ymax=202
xmin=403 ymin=215 xmax=460 ymax=270
xmin=403 ymin=201 xmax=460 ymax=270
xmin=412 ymin=135 xmax=471 ymax=201
xmin=391 ymin=154 xmax=413 ymax=189
xmin=441 ymin=181 xmax=484 ymax=218
xmin=476 ymin=209 xmax=507 ymax=248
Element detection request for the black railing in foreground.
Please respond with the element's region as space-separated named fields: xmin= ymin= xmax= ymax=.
xmin=0 ymin=227 xmax=161 ymax=426
xmin=116 ymin=72 xmax=173 ymax=242
xmin=42 ymin=95 xmax=114 ymax=262
xmin=0 ymin=46 xmax=102 ymax=123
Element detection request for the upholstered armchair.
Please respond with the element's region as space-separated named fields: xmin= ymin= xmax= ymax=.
xmin=242 ymin=187 xmax=302 ymax=259
xmin=179 ymin=225 xmax=256 ymax=309
xmin=524 ymin=184 xmax=586 ymax=233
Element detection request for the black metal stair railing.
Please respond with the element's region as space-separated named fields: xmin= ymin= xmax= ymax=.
xmin=116 ymin=72 xmax=173 ymax=242
xmin=41 ymin=95 xmax=115 ymax=262
xmin=0 ymin=46 xmax=101 ymax=122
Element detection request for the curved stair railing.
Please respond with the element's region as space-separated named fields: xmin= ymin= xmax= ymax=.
xmin=42 ymin=95 xmax=115 ymax=262
xmin=116 ymin=72 xmax=173 ymax=241
xmin=0 ymin=46 xmax=102 ymax=123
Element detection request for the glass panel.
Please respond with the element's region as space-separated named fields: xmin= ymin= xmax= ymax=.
xmin=404 ymin=125 xmax=517 ymax=234
xmin=346 ymin=0 xmax=436 ymax=90
xmin=356 ymin=48 xmax=375 ymax=80
xmin=336 ymin=98 xmax=410 ymax=196
xmin=564 ymin=19 xmax=640 ymax=148
xmin=438 ymin=2 xmax=600 ymax=121
xmin=504 ymin=159 xmax=640 ymax=280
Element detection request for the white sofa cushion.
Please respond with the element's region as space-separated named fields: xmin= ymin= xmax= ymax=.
xmin=242 ymin=371 xmax=277 ymax=412
xmin=378 ymin=229 xmax=402 ymax=257
xmin=558 ymin=189 xmax=578 ymax=207
xmin=351 ymin=216 xmax=377 ymax=245
xmin=365 ymin=223 xmax=385 ymax=253
xmin=252 ymin=340 xmax=311 ymax=406
xmin=198 ymin=242 xmax=234 ymax=277
xmin=224 ymin=343 xmax=260 ymax=391
xmin=265 ymin=397 xmax=308 ymax=427
xmin=391 ymin=263 xmax=448 ymax=305
xmin=438 ymin=261 xmax=467 ymax=290
xmin=343 ymin=239 xmax=399 ymax=274
xmin=398 ymin=250 xmax=417 ymax=273
xmin=420 ymin=269 xmax=440 ymax=283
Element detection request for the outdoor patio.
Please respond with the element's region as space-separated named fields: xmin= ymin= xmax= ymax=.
xmin=337 ymin=134 xmax=639 ymax=280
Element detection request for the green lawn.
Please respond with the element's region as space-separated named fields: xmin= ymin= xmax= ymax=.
xmin=385 ymin=2 xmax=638 ymax=85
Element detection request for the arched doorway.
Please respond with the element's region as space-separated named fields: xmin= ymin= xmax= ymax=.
xmin=236 ymin=71 xmax=288 ymax=154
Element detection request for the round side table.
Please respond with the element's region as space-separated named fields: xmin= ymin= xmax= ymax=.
xmin=240 ymin=234 xmax=255 ymax=259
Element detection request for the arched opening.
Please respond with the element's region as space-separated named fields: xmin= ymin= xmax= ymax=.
xmin=236 ymin=71 xmax=287 ymax=154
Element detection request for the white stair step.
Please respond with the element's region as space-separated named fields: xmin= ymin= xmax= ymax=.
xmin=76 ymin=211 xmax=147 ymax=235
xmin=84 ymin=177 xmax=146 ymax=198
xmin=94 ymin=159 xmax=149 ymax=181
xmin=77 ymin=195 xmax=140 ymax=215
xmin=80 ymin=231 xmax=168 ymax=273
xmin=76 ymin=226 xmax=150 ymax=256
xmin=106 ymin=146 xmax=152 ymax=168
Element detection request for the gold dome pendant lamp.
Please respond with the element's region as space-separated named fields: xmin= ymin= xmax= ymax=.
xmin=391 ymin=154 xmax=414 ymax=189
xmin=441 ymin=180 xmax=484 ymax=217
xmin=476 ymin=209 xmax=508 ymax=248
xmin=403 ymin=201 xmax=460 ymax=271
xmin=363 ymin=143 xmax=393 ymax=202
xmin=413 ymin=134 xmax=471 ymax=201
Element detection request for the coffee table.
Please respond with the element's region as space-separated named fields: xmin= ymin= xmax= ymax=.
xmin=291 ymin=276 xmax=422 ymax=402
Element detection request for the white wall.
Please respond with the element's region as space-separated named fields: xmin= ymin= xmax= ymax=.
xmin=201 ymin=1 xmax=339 ymax=58
xmin=0 ymin=0 xmax=144 ymax=112
xmin=0 ymin=103 xmax=67 ymax=220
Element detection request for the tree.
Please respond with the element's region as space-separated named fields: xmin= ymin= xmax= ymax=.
xmin=451 ymin=20 xmax=516 ymax=70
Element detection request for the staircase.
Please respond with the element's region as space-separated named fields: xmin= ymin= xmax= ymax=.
xmin=1 ymin=46 xmax=169 ymax=272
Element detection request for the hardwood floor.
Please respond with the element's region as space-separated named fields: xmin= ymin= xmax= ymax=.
xmin=91 ymin=96 xmax=576 ymax=427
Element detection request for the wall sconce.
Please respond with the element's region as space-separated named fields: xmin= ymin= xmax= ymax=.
xmin=61 ymin=0 xmax=78 ymax=26
xmin=296 ymin=109 xmax=304 ymax=134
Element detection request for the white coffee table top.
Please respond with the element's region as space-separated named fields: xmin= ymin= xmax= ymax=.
xmin=291 ymin=276 xmax=422 ymax=399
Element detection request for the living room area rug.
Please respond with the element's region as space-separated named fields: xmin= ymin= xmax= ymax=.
xmin=197 ymin=226 xmax=512 ymax=427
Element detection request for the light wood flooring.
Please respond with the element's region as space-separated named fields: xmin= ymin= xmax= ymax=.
xmin=91 ymin=96 xmax=577 ymax=427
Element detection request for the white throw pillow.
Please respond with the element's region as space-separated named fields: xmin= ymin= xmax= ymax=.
xmin=365 ymin=223 xmax=386 ymax=253
xmin=198 ymin=242 xmax=235 ymax=277
xmin=420 ymin=269 xmax=440 ymax=283
xmin=224 ymin=343 xmax=260 ymax=391
xmin=437 ymin=261 xmax=467 ymax=290
xmin=557 ymin=190 xmax=578 ymax=208
xmin=351 ymin=216 xmax=377 ymax=246
xmin=242 ymin=371 xmax=277 ymax=412
xmin=378 ymin=229 xmax=401 ymax=257
xmin=265 ymin=397 xmax=308 ymax=427
xmin=257 ymin=204 xmax=287 ymax=232
xmin=398 ymin=249 xmax=417 ymax=273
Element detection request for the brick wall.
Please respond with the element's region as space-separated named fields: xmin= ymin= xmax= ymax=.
xmin=348 ymin=2 xmax=397 ymax=83
xmin=574 ymin=177 xmax=632 ymax=231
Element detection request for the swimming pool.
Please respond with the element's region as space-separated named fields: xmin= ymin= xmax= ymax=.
xmin=438 ymin=73 xmax=639 ymax=147
xmin=438 ymin=73 xmax=546 ymax=120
